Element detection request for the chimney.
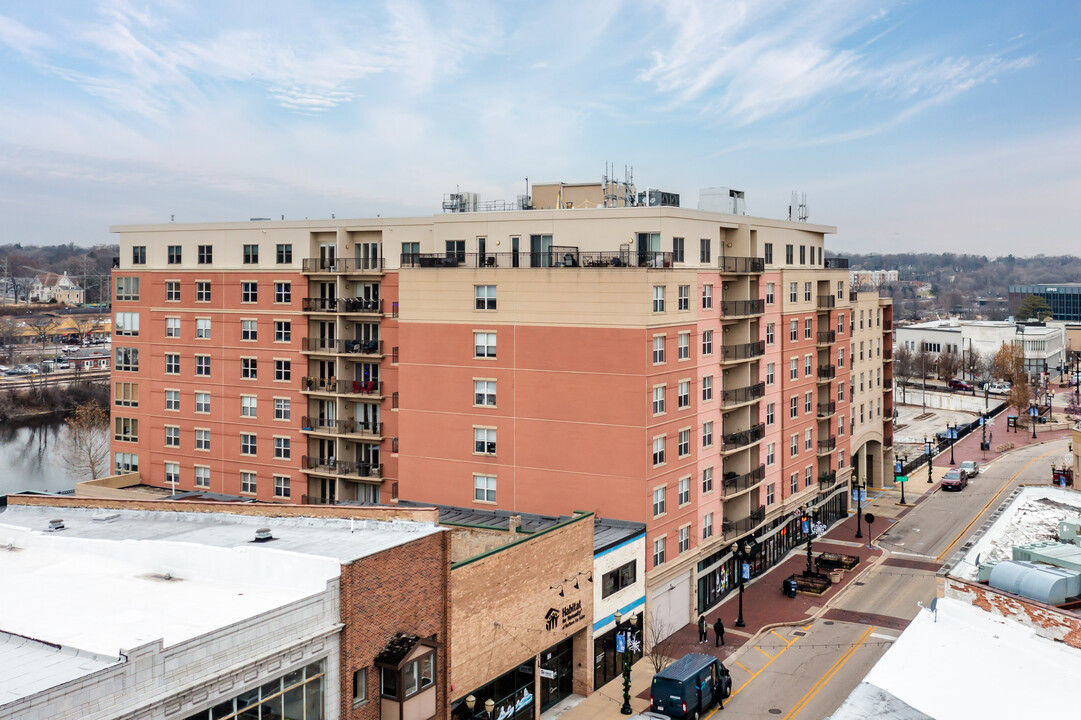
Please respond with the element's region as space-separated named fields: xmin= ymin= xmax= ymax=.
xmin=508 ymin=515 xmax=522 ymax=534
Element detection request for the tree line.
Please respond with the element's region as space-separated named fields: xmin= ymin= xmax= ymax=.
xmin=0 ymin=242 xmax=119 ymax=305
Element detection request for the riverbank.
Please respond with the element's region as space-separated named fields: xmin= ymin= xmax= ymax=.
xmin=0 ymin=381 xmax=107 ymax=426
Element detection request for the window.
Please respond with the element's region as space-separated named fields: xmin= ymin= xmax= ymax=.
xmin=672 ymin=237 xmax=685 ymax=263
xmin=766 ymin=323 xmax=775 ymax=344
xmin=275 ymin=398 xmax=291 ymax=420
xmin=195 ymin=392 xmax=210 ymax=414
xmin=790 ymin=320 xmax=798 ymax=341
xmin=703 ymin=513 xmax=714 ymax=539
xmin=702 ymin=284 xmax=713 ymax=309
xmin=474 ymin=427 xmax=496 ymax=455
xmin=241 ymin=433 xmax=257 ymax=456
xmin=165 ymin=462 xmax=179 ymax=487
xmin=653 ymin=537 xmax=666 ymax=566
xmin=652 ymin=336 xmax=665 ymax=363
xmin=790 ymin=396 xmax=798 ymax=418
xmin=114 ymin=452 xmax=139 ymax=473
xmin=766 ymin=443 xmax=776 ymax=465
xmin=839 ymin=450 xmax=845 ymax=468
xmin=804 ymin=318 xmax=812 ymax=339
xmin=652 ymin=486 xmax=666 ymax=516
xmin=702 ymin=421 xmax=713 ymax=447
xmin=766 ymin=402 xmax=775 ymax=425
xmin=859 ymin=342 xmax=865 ymax=361
xmin=838 ymin=383 xmax=845 ymax=402
xmin=114 ymin=312 xmax=140 ymax=336
xmin=241 ymin=472 xmax=257 ymax=494
xmin=276 ymin=244 xmax=292 ymax=264
xmin=805 ymin=428 xmax=813 ymax=450
xmin=275 ymin=281 xmax=291 ymax=303
xmin=274 ymin=360 xmax=291 ymax=381
xmin=652 ymin=436 xmax=666 ymax=466
xmin=241 ymin=395 xmax=257 ymax=417
xmin=702 ymin=330 xmax=713 ymax=355
xmin=678 ymin=285 xmax=690 ymax=310
xmin=241 ymin=358 xmax=257 ymax=379
xmin=678 ymin=332 xmax=690 ymax=360
xmin=804 ymin=282 xmax=811 ymax=302
xmin=789 ymin=282 xmax=797 ymax=302
xmin=764 ymin=243 xmax=773 ymax=264
xmin=114 ymin=382 xmax=139 ymax=407
xmin=166 ymin=281 xmax=180 ymax=301
xmin=113 ymin=417 xmax=138 ymax=442
xmin=243 ymin=244 xmax=259 ymax=264
xmin=652 ymin=386 xmax=665 ymax=415
xmin=474 ymin=380 xmax=496 ymax=407
xmin=805 ymin=391 xmax=813 ymax=413
xmin=274 ymin=475 xmax=291 ymax=498
xmin=702 ymin=375 xmax=713 ymax=401
xmin=790 ymin=433 xmax=798 ymax=457
xmin=703 ymin=467 xmax=713 ymax=493
xmin=805 ymin=355 xmax=813 ymax=376
xmin=274 ymin=437 xmax=291 ymax=459
xmin=275 ymin=320 xmax=291 ymax=342
xmin=196 ymin=318 xmax=211 ymax=339
xmin=197 ymin=245 xmax=213 ymax=264
xmin=838 ymin=415 xmax=845 ymax=436
xmin=241 ymin=281 xmax=258 ymax=303
xmin=475 ymin=285 xmax=497 ymax=310
xmin=165 ymin=354 xmax=179 ymax=374
xmin=678 ymin=380 xmax=690 ymax=409
xmin=785 ymin=244 xmax=793 ymax=264
xmin=164 ymin=425 xmax=179 ymax=447
xmin=195 ymin=429 xmax=210 ymax=451
xmin=790 ymin=358 xmax=798 ymax=380
xmin=700 ymin=238 xmax=711 ymax=263
xmin=196 ymin=281 xmax=211 ymax=302
xmin=838 ymin=313 xmax=845 ymax=334
xmin=767 ymin=483 xmax=775 ymax=505
xmin=837 ymin=281 xmax=844 ymax=299
xmin=678 ymin=526 xmax=690 ymax=553
xmin=194 ymin=466 xmax=210 ymax=487
xmin=474 ymin=475 xmax=496 ymax=503
xmin=678 ymin=429 xmax=690 ymax=457
xmin=165 ymin=317 xmax=179 ymax=338
xmin=806 ymin=466 xmax=813 ymax=488
xmin=791 ymin=472 xmax=799 ymax=495
xmin=474 ymin=332 xmax=496 ymax=358
xmin=766 ymin=362 xmax=775 ymax=385
xmin=167 ymin=245 xmax=182 ymax=264
xmin=653 ymin=286 xmax=665 ymax=312
xmin=601 ymin=561 xmax=637 ymax=598
xmin=678 ymin=476 xmax=690 ymax=505
xmin=838 ymin=348 xmax=845 ymax=368
xmin=166 ymin=389 xmax=180 ymax=411
xmin=132 ymin=246 xmax=146 ymax=265
xmin=115 ymin=277 xmax=140 ymax=301
xmin=766 ymin=282 xmax=775 ymax=304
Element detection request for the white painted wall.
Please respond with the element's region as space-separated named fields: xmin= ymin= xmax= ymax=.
xmin=592 ymin=535 xmax=645 ymax=635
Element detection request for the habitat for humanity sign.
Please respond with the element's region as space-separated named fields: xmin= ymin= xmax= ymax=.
xmin=544 ymin=600 xmax=585 ymax=631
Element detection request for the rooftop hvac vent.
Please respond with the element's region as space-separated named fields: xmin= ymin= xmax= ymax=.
xmin=47 ymin=519 xmax=65 ymax=532
xmin=253 ymin=527 xmax=275 ymax=543
xmin=92 ymin=512 xmax=120 ymax=523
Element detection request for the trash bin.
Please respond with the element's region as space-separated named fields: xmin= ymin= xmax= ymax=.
xmin=782 ymin=577 xmax=798 ymax=598
xmin=829 ymin=569 xmax=843 ymax=584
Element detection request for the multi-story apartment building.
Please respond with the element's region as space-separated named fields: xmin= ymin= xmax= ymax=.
xmin=848 ymin=291 xmax=894 ymax=486
xmin=111 ymin=183 xmax=890 ymax=637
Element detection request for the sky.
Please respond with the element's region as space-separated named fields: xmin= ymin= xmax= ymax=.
xmin=0 ymin=0 xmax=1078 ymax=255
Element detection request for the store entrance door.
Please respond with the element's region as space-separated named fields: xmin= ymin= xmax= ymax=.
xmin=539 ymin=639 xmax=574 ymax=712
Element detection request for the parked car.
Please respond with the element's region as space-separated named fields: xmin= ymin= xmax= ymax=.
xmin=948 ymin=379 xmax=974 ymax=392
xmin=941 ymin=469 xmax=968 ymax=491
xmin=959 ymin=461 xmax=980 ymax=478
xmin=651 ymin=653 xmax=732 ymax=719
xmin=986 ymin=382 xmax=1011 ymax=395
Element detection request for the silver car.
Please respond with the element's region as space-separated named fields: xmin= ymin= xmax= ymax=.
xmin=959 ymin=461 xmax=979 ymax=478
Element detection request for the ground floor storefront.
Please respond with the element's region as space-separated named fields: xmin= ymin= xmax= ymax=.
xmin=591 ymin=611 xmax=643 ymax=690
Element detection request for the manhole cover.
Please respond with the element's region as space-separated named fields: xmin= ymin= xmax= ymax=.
xmin=792 ymin=630 xmax=807 ymax=636
xmin=823 ymin=620 xmax=835 ymax=625
xmin=854 ymin=581 xmax=866 ymax=586
xmin=769 ymin=710 xmax=782 ymax=715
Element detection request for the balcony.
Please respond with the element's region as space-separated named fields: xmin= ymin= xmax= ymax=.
xmin=719 ymin=256 xmax=765 ymax=274
xmin=722 ymin=423 xmax=766 ymax=452
xmin=817 ymin=402 xmax=837 ymax=417
xmin=400 ymin=250 xmax=674 ymax=269
xmin=818 ymin=470 xmax=837 ymax=487
xmin=883 ymin=319 xmax=893 ymax=332
xmin=816 ymin=330 xmax=836 ymax=346
xmin=817 ymin=295 xmax=836 ymax=310
xmin=301 ymin=417 xmax=383 ymax=439
xmin=720 ymin=299 xmax=765 ymax=319
xmin=824 ymin=257 xmax=849 ymax=269
xmin=302 ymin=338 xmax=384 ymax=357
xmin=302 ymin=455 xmax=384 ymax=479
xmin=884 ymin=346 xmax=893 ymax=361
xmin=722 ymin=465 xmax=766 ymax=496
xmin=817 ymin=437 xmax=837 ymax=454
xmin=817 ymin=365 xmax=836 ymax=382
xmin=720 ymin=382 xmax=766 ymax=408
xmin=302 ymin=257 xmax=384 ymax=273
xmin=301 ymin=377 xmax=383 ymax=397
xmin=722 ymin=506 xmax=766 ymax=540
xmin=302 ymin=297 xmax=384 ymax=315
xmin=720 ymin=341 xmax=766 ymax=363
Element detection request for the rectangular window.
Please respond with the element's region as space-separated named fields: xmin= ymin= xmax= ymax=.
xmin=653 ymin=486 xmax=666 ymax=516
xmin=805 ymin=355 xmax=813 ymax=376
xmin=702 ymin=421 xmax=714 ymax=447
xmin=703 ymin=513 xmax=714 ymax=539
xmin=274 ymin=437 xmax=291 ymax=459
xmin=764 ymin=243 xmax=773 ymax=264
xmin=164 ymin=425 xmax=179 ymax=447
xmin=241 ymin=472 xmax=257 ymax=494
xmin=274 ymin=475 xmax=291 ymax=497
xmin=114 ymin=277 xmax=140 ymax=301
xmin=275 ymin=320 xmax=291 ymax=342
xmin=474 ymin=332 xmax=496 ymax=358
xmin=165 ymin=354 xmax=179 ymax=374
xmin=790 ymin=320 xmax=798 ymax=341
xmin=766 ymin=362 xmax=775 ymax=385
xmin=838 ymin=383 xmax=845 ymax=402
xmin=165 ymin=317 xmax=180 ymax=338
xmin=652 ymin=336 xmax=665 ymax=363
xmin=839 ymin=415 xmax=845 ymax=436
xmin=678 ymin=285 xmax=690 ymax=310
xmin=766 ymin=282 xmax=775 ymax=304
xmin=805 ymin=428 xmax=813 ymax=450
xmin=276 ymin=244 xmax=293 ymax=264
xmin=703 ymin=467 xmax=713 ymax=493
xmin=243 ymin=244 xmax=259 ymax=264
xmin=652 ymin=385 xmax=665 ymax=415
xmin=195 ymin=392 xmax=210 ymax=414
xmin=274 ymin=360 xmax=291 ymax=381
xmin=113 ymin=382 xmax=139 ymax=407
xmin=653 ymin=286 xmax=665 ymax=312
xmin=241 ymin=433 xmax=257 ymax=456
xmin=790 ymin=396 xmax=798 ymax=418
xmin=766 ymin=323 xmax=775 ymax=344
xmin=275 ymin=281 xmax=291 ymax=303
xmin=838 ymin=313 xmax=845 ymax=334
xmin=113 ymin=417 xmax=138 ymax=442
xmin=196 ymin=281 xmax=211 ymax=302
xmin=785 ymin=244 xmax=793 ymax=264
xmin=672 ymin=237 xmax=685 ymax=263
xmin=678 ymin=380 xmax=690 ymax=409
xmin=164 ymin=462 xmax=179 ymax=487
xmin=700 ymin=238 xmax=711 ymax=263
xmin=839 ymin=450 xmax=845 ymax=468
xmin=838 ymin=348 xmax=845 ymax=368
xmin=805 ymin=391 xmax=813 ymax=413
xmin=474 ymin=380 xmax=496 ymax=406
xmin=653 ymin=537 xmax=666 ymax=566
xmin=241 ymin=319 xmax=257 ymax=341
xmin=474 ymin=475 xmax=496 ymax=503
xmin=241 ymin=358 xmax=257 ymax=379
xmin=678 ymin=526 xmax=690 ymax=554
xmin=167 ymin=245 xmax=182 ymax=264
xmin=678 ymin=429 xmax=690 ymax=458
xmin=806 ymin=466 xmax=813 ymax=488
xmin=132 ymin=246 xmax=146 ymax=265
xmin=165 ymin=389 xmax=180 ymax=411
xmin=790 ymin=433 xmax=798 ymax=457
xmin=702 ymin=284 xmax=713 ymax=309
xmin=767 ymin=483 xmax=775 ymax=505
xmin=601 ymin=561 xmax=637 ymax=598
xmin=197 ymin=245 xmax=213 ymax=264
xmin=474 ymin=427 xmax=497 ymax=455
xmin=804 ymin=318 xmax=812 ymax=339
xmin=766 ymin=402 xmax=775 ymax=425
xmin=790 ymin=358 xmax=798 ymax=380
xmin=837 ymin=281 xmax=844 ymax=299
xmin=114 ymin=311 xmax=140 ymax=336
xmin=241 ymin=281 xmax=258 ymax=303
xmin=791 ymin=472 xmax=799 ymax=495
xmin=766 ymin=443 xmax=775 ymax=465
xmin=196 ymin=318 xmax=211 ymax=339
xmin=194 ymin=466 xmax=210 ymax=488
xmin=275 ymin=398 xmax=291 ymax=420
xmin=166 ymin=281 xmax=180 ymax=301
xmin=196 ymin=355 xmax=210 ymax=376
xmin=799 ymin=245 xmax=806 ymax=264
xmin=195 ymin=428 xmax=210 ymax=451
xmin=241 ymin=395 xmax=257 ymax=417
xmin=702 ymin=330 xmax=713 ymax=355
xmin=475 ymin=285 xmax=497 ymax=310
xmin=652 ymin=436 xmax=666 ymax=466
xmin=789 ymin=282 xmax=797 ymax=302
xmin=702 ymin=375 xmax=713 ymax=401
xmin=678 ymin=332 xmax=689 ymax=360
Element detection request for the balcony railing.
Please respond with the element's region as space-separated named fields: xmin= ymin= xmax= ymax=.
xmin=722 ymin=465 xmax=766 ymax=496
xmin=400 ymin=250 xmax=674 ymax=269
xmin=720 ymin=382 xmax=766 ymax=407
xmin=720 ymin=299 xmax=765 ymax=318
xmin=884 ymin=346 xmax=893 ymax=361
xmin=817 ymin=402 xmax=837 ymax=417
xmin=301 ymin=377 xmax=383 ymax=396
xmin=817 ymin=437 xmax=837 ymax=454
xmin=719 ymin=256 xmax=765 ymax=274
xmin=883 ymin=319 xmax=893 ymax=332
xmin=817 ymin=365 xmax=836 ymax=380
xmin=817 ymin=295 xmax=836 ymax=310
xmin=723 ymin=506 xmax=766 ymax=540
xmin=302 ymin=257 xmax=385 ymax=273
xmin=302 ymin=338 xmax=383 ymax=356
xmin=302 ymin=297 xmax=383 ymax=314
xmin=302 ymin=455 xmax=383 ymax=479
xmin=722 ymin=423 xmax=766 ymax=452
xmin=816 ymin=330 xmax=836 ymax=345
xmin=824 ymin=257 xmax=849 ymax=269
xmin=301 ymin=417 xmax=383 ymax=437
xmin=720 ymin=341 xmax=766 ymax=362
xmin=818 ymin=470 xmax=837 ymax=487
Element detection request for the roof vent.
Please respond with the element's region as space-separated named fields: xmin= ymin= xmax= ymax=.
xmin=47 ymin=519 xmax=65 ymax=532
xmin=92 ymin=512 xmax=120 ymax=523
xmin=253 ymin=527 xmax=274 ymax=543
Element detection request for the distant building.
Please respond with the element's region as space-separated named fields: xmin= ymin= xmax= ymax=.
xmin=849 ymin=269 xmax=898 ymax=288
xmin=895 ymin=319 xmax=1065 ymax=379
xmin=1009 ymin=283 xmax=1081 ymax=322
xmin=27 ymin=271 xmax=84 ymax=304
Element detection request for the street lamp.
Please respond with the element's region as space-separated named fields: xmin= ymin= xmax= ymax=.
xmin=731 ymin=538 xmax=757 ymax=627
xmin=948 ymin=423 xmax=957 ymax=465
xmin=897 ymin=454 xmax=908 ymax=505
xmin=1048 ymin=391 xmax=1054 ymax=422
xmin=1030 ymin=399 xmax=1038 ymax=440
xmin=614 ymin=610 xmax=638 ymax=715
xmin=925 ymin=435 xmax=934 ymax=483
xmin=799 ymin=505 xmax=817 ymax=574
xmin=853 ymin=472 xmax=864 ymax=539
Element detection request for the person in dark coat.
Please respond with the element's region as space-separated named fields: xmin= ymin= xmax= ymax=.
xmin=697 ymin=614 xmax=707 ymax=643
xmin=714 ymin=617 xmax=725 ymax=646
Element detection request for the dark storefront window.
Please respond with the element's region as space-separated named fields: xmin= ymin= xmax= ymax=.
xmin=593 ymin=613 xmax=643 ymax=689
xmin=601 ymin=561 xmax=637 ymax=599
xmin=539 ymin=639 xmax=574 ymax=712
xmin=452 ymin=664 xmax=535 ymax=720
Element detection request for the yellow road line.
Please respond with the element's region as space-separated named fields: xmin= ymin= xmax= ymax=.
xmin=772 ymin=629 xmax=792 ymax=645
xmin=782 ymin=625 xmax=875 ymax=720
xmin=756 ymin=645 xmax=775 ymax=660
xmin=735 ymin=660 xmax=750 ymax=673
xmin=731 ymin=632 xmax=804 ymax=698
xmin=934 ymin=446 xmax=1061 ymax=563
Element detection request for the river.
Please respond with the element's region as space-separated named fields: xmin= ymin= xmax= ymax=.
xmin=0 ymin=418 xmax=77 ymax=496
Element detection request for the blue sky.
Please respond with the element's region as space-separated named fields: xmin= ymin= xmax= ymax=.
xmin=0 ymin=0 xmax=1078 ymax=255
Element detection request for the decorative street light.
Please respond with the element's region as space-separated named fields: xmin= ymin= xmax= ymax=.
xmin=614 ymin=610 xmax=639 ymax=715
xmin=1048 ymin=391 xmax=1055 ymax=422
xmin=948 ymin=422 xmax=957 ymax=465
xmin=925 ymin=435 xmax=934 ymax=483
xmin=1030 ymin=399 xmax=1038 ymax=440
xmin=853 ymin=471 xmax=865 ymax=539
xmin=731 ymin=538 xmax=757 ymax=628
xmin=897 ymin=453 xmax=908 ymax=505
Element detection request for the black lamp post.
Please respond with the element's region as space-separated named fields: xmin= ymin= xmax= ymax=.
xmin=981 ymin=411 xmax=988 ymax=451
xmin=732 ymin=539 xmax=756 ymax=627
xmin=898 ymin=454 xmax=908 ymax=505
xmin=1031 ymin=399 xmax=1038 ymax=439
xmin=948 ymin=423 xmax=957 ymax=465
xmin=853 ymin=472 xmax=864 ymax=539
xmin=614 ymin=610 xmax=638 ymax=715
xmin=925 ymin=435 xmax=934 ymax=483
xmin=1048 ymin=392 xmax=1054 ymax=422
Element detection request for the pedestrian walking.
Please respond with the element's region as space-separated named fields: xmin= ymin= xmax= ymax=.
xmin=714 ymin=618 xmax=725 ymax=647
xmin=697 ymin=615 xmax=707 ymax=643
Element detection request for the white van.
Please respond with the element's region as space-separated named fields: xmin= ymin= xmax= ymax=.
xmin=987 ymin=382 xmax=1011 ymax=395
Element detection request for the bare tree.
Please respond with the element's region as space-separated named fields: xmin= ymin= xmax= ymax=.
xmin=0 ymin=316 xmax=16 ymax=365
xmin=893 ymin=345 xmax=915 ymax=403
xmin=993 ymin=343 xmax=1031 ymax=421
xmin=59 ymin=401 xmax=111 ymax=480
xmin=26 ymin=315 xmax=58 ymax=362
xmin=645 ymin=609 xmax=676 ymax=674
xmin=937 ymin=347 xmax=963 ymax=382
xmin=963 ymin=348 xmax=982 ymax=384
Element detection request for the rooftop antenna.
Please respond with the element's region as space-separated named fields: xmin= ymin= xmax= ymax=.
xmin=789 ymin=191 xmax=808 ymax=222
xmin=170 ymin=214 xmax=174 ymax=223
